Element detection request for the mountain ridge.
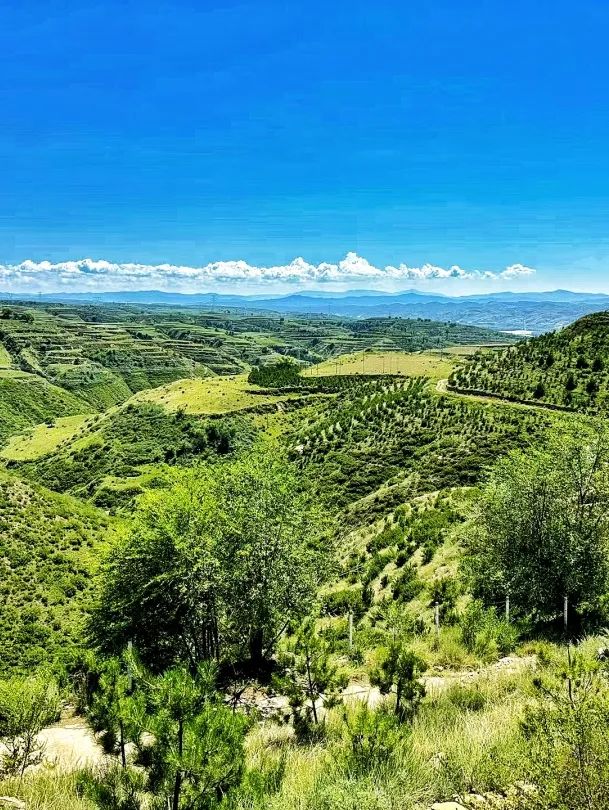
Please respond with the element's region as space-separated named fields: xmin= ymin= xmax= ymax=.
xmin=5 ymin=288 xmax=609 ymax=333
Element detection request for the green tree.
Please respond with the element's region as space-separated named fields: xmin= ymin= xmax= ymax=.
xmin=466 ymin=423 xmax=609 ymax=626
xmin=533 ymin=381 xmax=546 ymax=399
xmin=278 ymin=617 xmax=348 ymax=734
xmin=0 ymin=674 xmax=60 ymax=779
xmin=91 ymin=444 xmax=328 ymax=670
xmin=88 ymin=655 xmax=144 ymax=767
xmin=144 ymin=663 xmax=247 ymax=810
xmin=523 ymin=650 xmax=609 ymax=810
xmin=370 ymin=640 xmax=425 ymax=720
xmin=338 ymin=703 xmax=403 ymax=776
xmin=90 ymin=470 xmax=224 ymax=670
xmin=215 ymin=451 xmax=329 ymax=666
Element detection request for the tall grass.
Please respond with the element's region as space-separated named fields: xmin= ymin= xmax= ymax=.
xmin=0 ymin=771 xmax=93 ymax=810
xmin=237 ymin=668 xmax=535 ymax=810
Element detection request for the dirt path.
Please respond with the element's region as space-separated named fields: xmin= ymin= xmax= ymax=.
xmin=343 ymin=654 xmax=536 ymax=709
xmin=36 ymin=709 xmax=106 ymax=771
xmin=435 ymin=378 xmax=574 ymax=415
xmin=33 ymin=656 xmax=536 ymax=772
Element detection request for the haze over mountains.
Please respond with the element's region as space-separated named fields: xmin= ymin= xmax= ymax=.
xmin=13 ymin=288 xmax=609 ymax=334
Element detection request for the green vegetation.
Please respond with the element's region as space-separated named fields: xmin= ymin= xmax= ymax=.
xmin=0 ymin=673 xmax=60 ymax=778
xmin=91 ymin=447 xmax=327 ymax=670
xmin=290 ymin=376 xmax=548 ymax=509
xmin=4 ymin=303 xmax=609 ymax=809
xmin=0 ymin=301 xmax=511 ymax=422
xmin=0 ymin=472 xmax=110 ymax=672
xmin=14 ymin=403 xmax=254 ymax=505
xmin=450 ymin=311 xmax=609 ymax=411
xmin=82 ymin=659 xmax=248 ymax=810
xmin=133 ymin=373 xmax=318 ymax=414
xmin=0 ymin=370 xmax=89 ymax=445
xmin=302 ymin=349 xmax=455 ymax=379
xmin=466 ymin=422 xmax=609 ymax=628
xmin=1 ymin=414 xmax=92 ymax=461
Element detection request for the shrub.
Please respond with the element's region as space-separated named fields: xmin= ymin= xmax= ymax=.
xmin=522 ymin=651 xmax=609 ymax=810
xmin=460 ymin=600 xmax=518 ymax=661
xmin=0 ymin=673 xmax=60 ymax=778
xmin=336 ymin=704 xmax=404 ymax=776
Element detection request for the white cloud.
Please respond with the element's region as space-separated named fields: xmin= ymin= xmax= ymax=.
xmin=0 ymin=253 xmax=536 ymax=292
xmin=498 ymin=263 xmax=536 ymax=279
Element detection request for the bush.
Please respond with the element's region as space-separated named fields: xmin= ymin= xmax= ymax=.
xmin=445 ymin=683 xmax=487 ymax=712
xmin=248 ymin=360 xmax=301 ymax=388
xmin=522 ymin=651 xmax=609 ymax=810
xmin=0 ymin=673 xmax=60 ymax=778
xmin=77 ymin=764 xmax=145 ymax=810
xmin=321 ymin=587 xmax=364 ymax=619
xmin=336 ymin=704 xmax=404 ymax=776
xmin=460 ymin=600 xmax=518 ymax=661
xmin=391 ymin=565 xmax=423 ymax=603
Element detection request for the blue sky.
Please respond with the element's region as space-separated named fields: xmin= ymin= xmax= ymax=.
xmin=1 ymin=1 xmax=609 ymax=293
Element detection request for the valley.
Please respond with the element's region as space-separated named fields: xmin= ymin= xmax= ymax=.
xmin=0 ymin=301 xmax=607 ymax=810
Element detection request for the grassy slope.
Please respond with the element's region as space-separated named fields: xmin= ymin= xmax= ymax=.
xmin=132 ymin=373 xmax=320 ymax=414
xmin=0 ymin=471 xmax=111 ymax=673
xmin=11 ymin=399 xmax=261 ymax=505
xmin=301 ymin=350 xmax=455 ymax=380
xmin=449 ymin=311 xmax=609 ymax=411
xmin=289 ymin=376 xmax=552 ymax=514
xmin=0 ymin=344 xmax=12 ymax=366
xmin=0 ymin=370 xmax=90 ymax=444
xmin=1 ymin=414 xmax=92 ymax=461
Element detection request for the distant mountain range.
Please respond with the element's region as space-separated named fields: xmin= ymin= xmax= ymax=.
xmin=7 ymin=288 xmax=609 ymax=334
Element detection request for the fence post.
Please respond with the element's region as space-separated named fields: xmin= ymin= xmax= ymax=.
xmin=127 ymin=639 xmax=133 ymax=692
xmin=564 ymin=595 xmax=568 ymax=632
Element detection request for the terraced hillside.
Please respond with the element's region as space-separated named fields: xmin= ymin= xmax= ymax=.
xmin=288 ymin=376 xmax=551 ymax=515
xmin=449 ymin=311 xmax=609 ymax=411
xmin=0 ymin=301 xmax=514 ymax=399
xmin=0 ymin=471 xmax=110 ymax=672
xmin=0 ymin=305 xmax=207 ymax=409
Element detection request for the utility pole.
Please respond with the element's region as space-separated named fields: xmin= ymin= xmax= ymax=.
xmin=505 ymin=594 xmax=510 ymax=624
xmin=434 ymin=602 xmax=440 ymax=638
xmin=563 ymin=595 xmax=568 ymax=632
xmin=348 ymin=611 xmax=353 ymax=649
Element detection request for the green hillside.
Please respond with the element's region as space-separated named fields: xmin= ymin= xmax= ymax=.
xmin=0 ymin=304 xmax=209 ymax=409
xmin=2 ymin=321 xmax=607 ymax=810
xmin=0 ymin=301 xmax=512 ymax=382
xmin=288 ymin=376 xmax=549 ymax=515
xmin=0 ymin=471 xmax=110 ymax=672
xmin=12 ymin=402 xmax=256 ymax=508
xmin=0 ymin=370 xmax=90 ymax=444
xmin=449 ymin=311 xmax=609 ymax=411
